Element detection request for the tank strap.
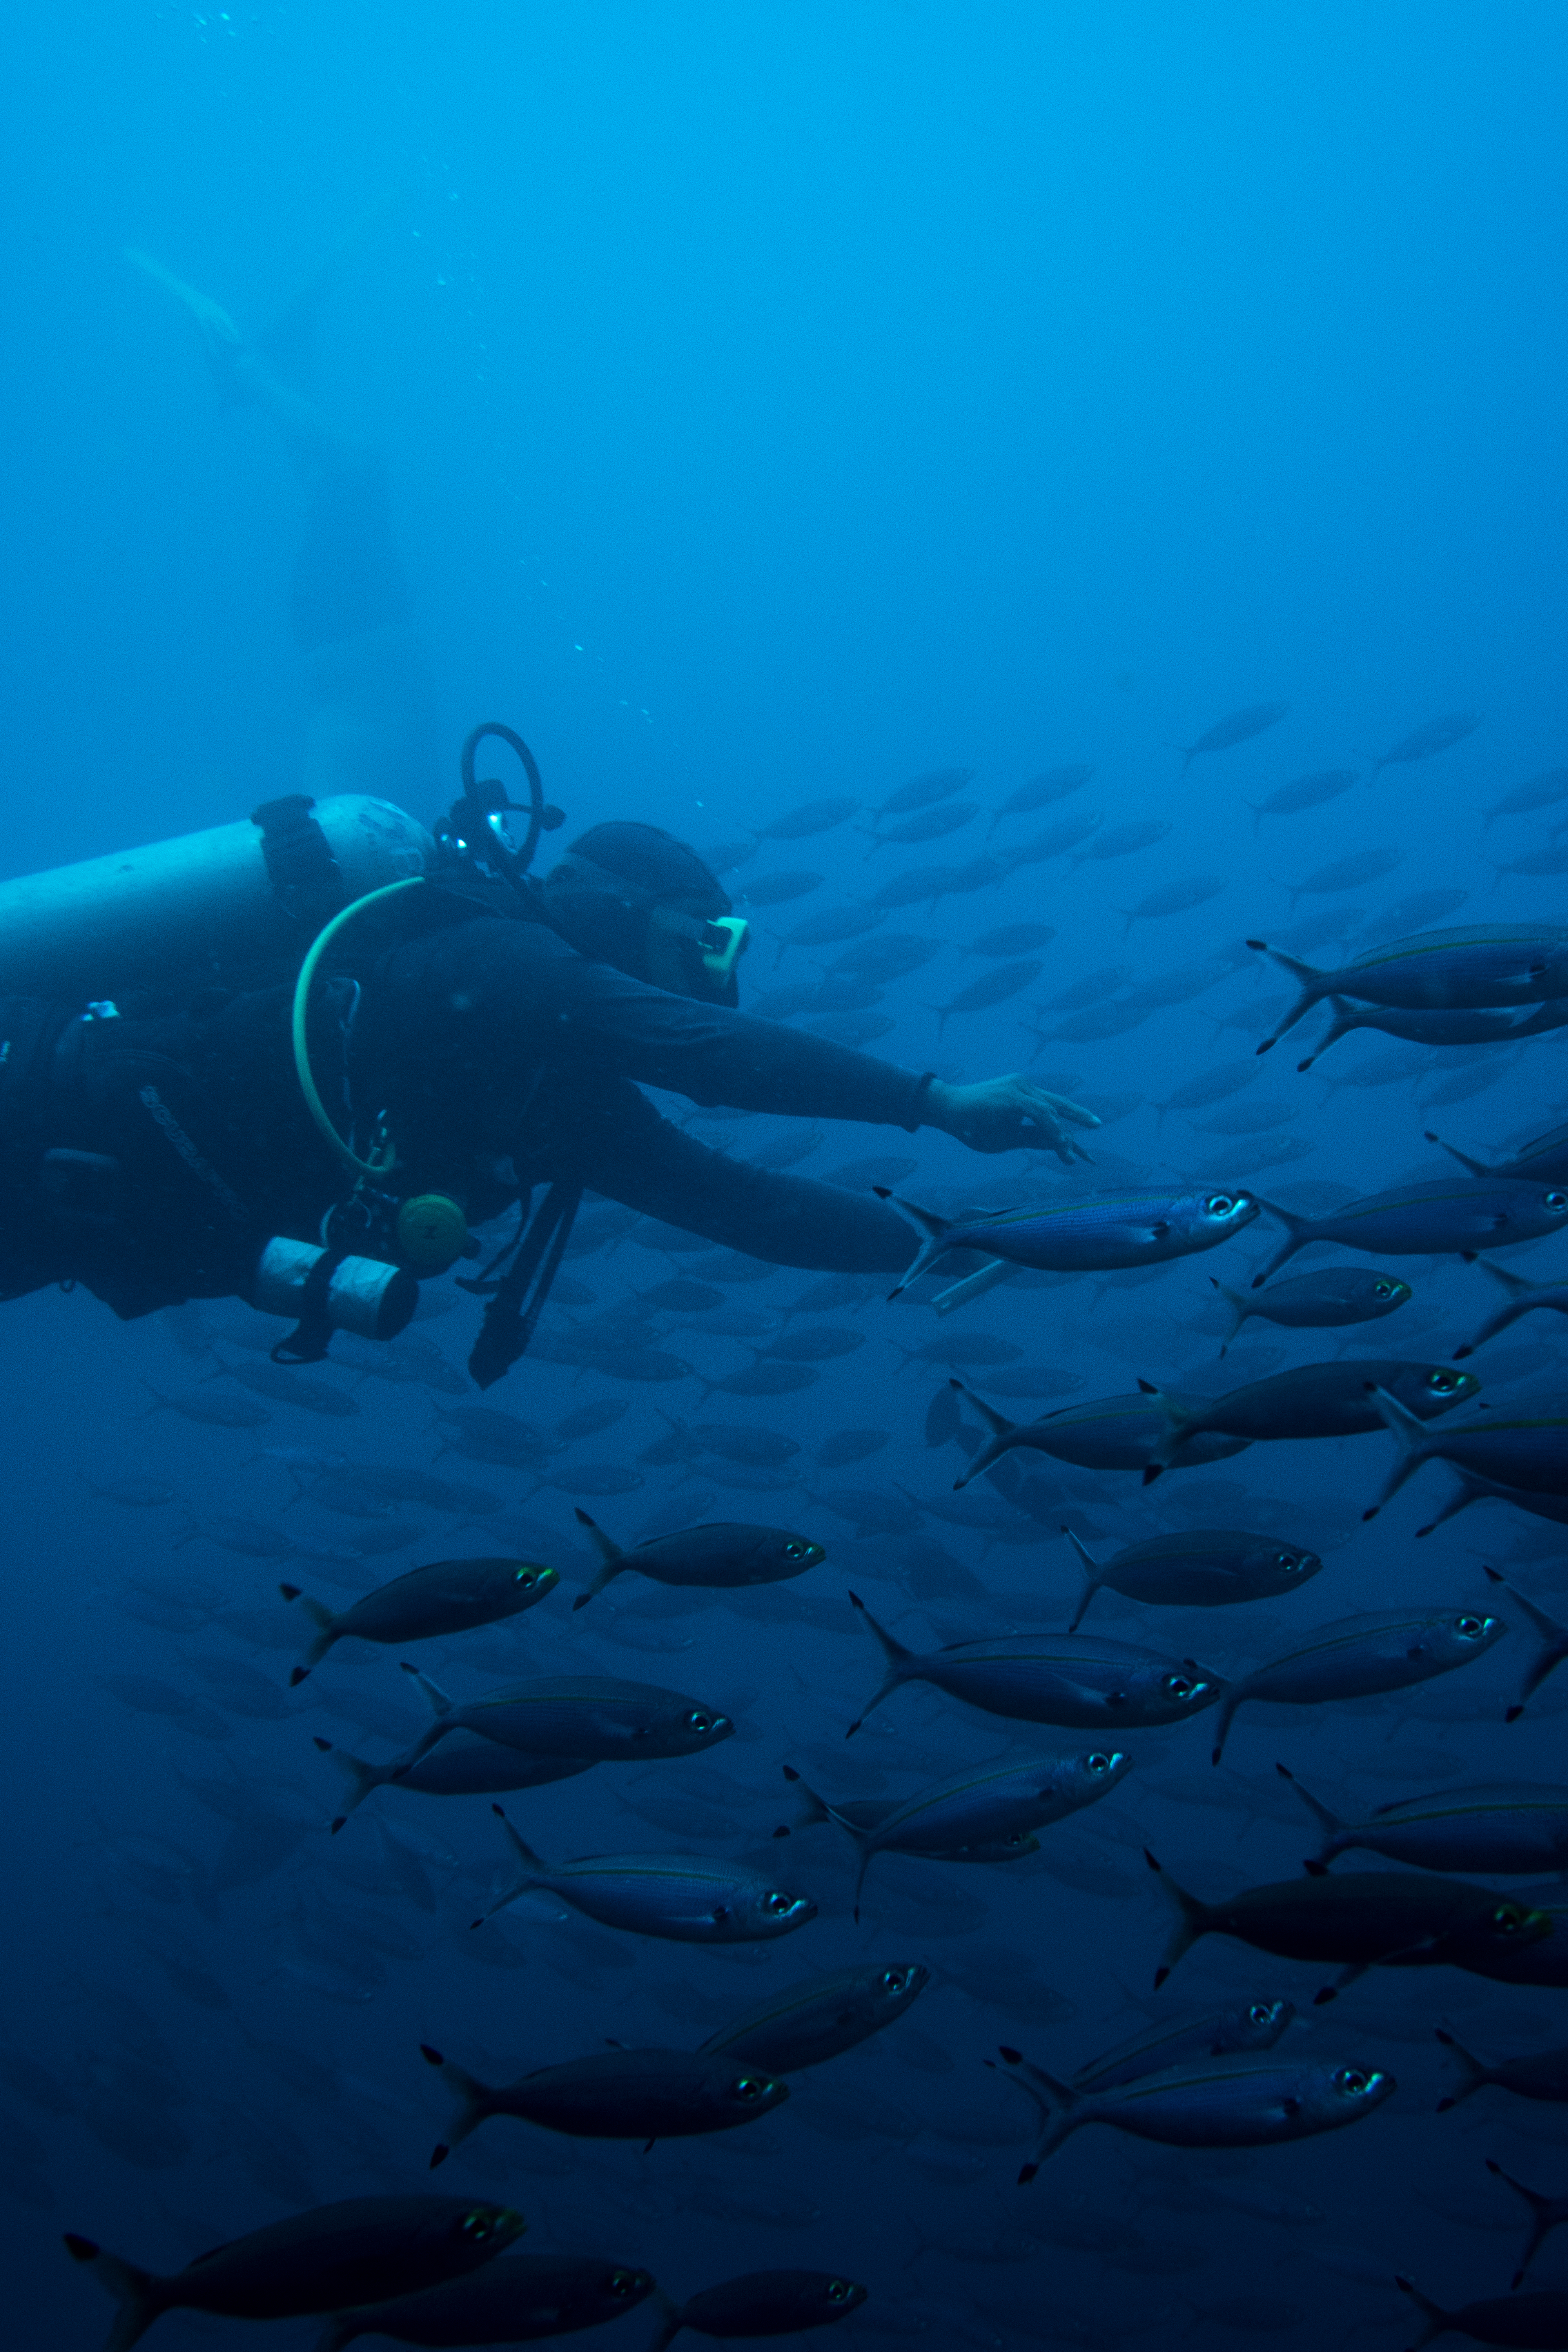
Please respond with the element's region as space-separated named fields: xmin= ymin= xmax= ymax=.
xmin=252 ymin=795 xmax=348 ymax=931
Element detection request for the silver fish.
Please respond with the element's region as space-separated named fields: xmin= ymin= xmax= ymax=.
xmin=779 ymin=1748 xmax=1131 ymax=1912
xmin=844 ymin=1593 xmax=1222 ymax=1737
xmin=1278 ymin=1768 xmax=1568 ymax=1875
xmin=1208 ymin=1606 xmax=1505 ymax=1764
xmin=1436 ymin=2031 xmax=1568 ymax=2111
xmin=699 ymin=1963 xmax=930 ymax=2072
xmin=1072 ymin=1999 xmax=1295 ymax=2093
xmin=949 ymin=1381 xmax=1253 ymax=1486
xmin=390 ymin=1672 xmax=733 ymax=1774
xmin=1062 ymin=1526 xmax=1321 ymax=1628
xmin=993 ymin=2046 xmax=1392 ymax=2179
xmin=1251 ymin=921 xmax=1568 ymax=1051
xmin=477 ymin=1811 xmax=815 ymax=1945
xmin=1251 ymin=1178 xmax=1568 ymax=1282
xmin=420 ymin=2043 xmax=787 ymax=2165
xmin=1210 ymin=1266 xmax=1411 ymax=1351
xmin=877 ymin=1185 xmax=1258 ymax=1296
xmin=282 ymin=1559 xmax=558 ymax=1682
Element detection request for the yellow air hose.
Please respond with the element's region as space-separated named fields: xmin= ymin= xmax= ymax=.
xmin=290 ymin=875 xmax=426 ymax=1178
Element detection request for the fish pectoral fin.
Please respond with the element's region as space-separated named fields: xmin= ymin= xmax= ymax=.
xmin=1279 ymin=2096 xmax=1302 ymax=2119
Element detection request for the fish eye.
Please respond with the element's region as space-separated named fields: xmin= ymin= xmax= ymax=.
xmin=607 ymin=2271 xmax=643 ymax=2298
xmin=1547 ymin=1191 xmax=1568 ymax=1211
xmin=882 ymin=1966 xmax=913 ymax=1993
xmin=1455 ymin=1614 xmax=1487 ymax=1639
xmin=1086 ymin=1752 xmax=1113 ymax=1773
xmin=1493 ymin=1905 xmax=1528 ymax=1934
xmin=1164 ymin=1674 xmax=1195 ymax=1700
xmin=1373 ymin=1280 xmax=1395 ymax=1298
xmin=827 ymin=2282 xmax=853 ymax=2303
xmin=513 ymin=1567 xmax=536 ymax=1586
xmin=783 ymin=1539 xmax=813 ymax=1559
xmin=1336 ymin=2068 xmax=1373 ymax=2096
xmin=1249 ymin=2004 xmax=1274 ymax=2026
xmin=687 ymin=1710 xmax=715 ymax=1732
xmin=762 ymin=1890 xmax=795 ymax=1914
xmin=1427 ymin=1371 xmax=1460 ymax=1394
xmin=460 ymin=2209 xmax=501 ymax=2240
xmin=1274 ymin=1551 xmax=1302 ymax=1571
xmin=1205 ymin=1194 xmax=1236 ymax=1216
xmin=732 ymin=2075 xmax=769 ymax=2100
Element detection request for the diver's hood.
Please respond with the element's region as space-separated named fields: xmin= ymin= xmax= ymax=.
xmin=541 ymin=822 xmax=746 ymax=1004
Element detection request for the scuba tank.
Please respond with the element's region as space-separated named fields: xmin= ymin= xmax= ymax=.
xmin=0 ymin=792 xmax=433 ymax=1003
xmin=0 ymin=728 xmax=573 ymax=1380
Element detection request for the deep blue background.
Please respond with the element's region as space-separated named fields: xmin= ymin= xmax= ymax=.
xmin=5 ymin=7 xmax=1568 ymax=2349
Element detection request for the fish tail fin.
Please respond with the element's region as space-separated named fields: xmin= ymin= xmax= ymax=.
xmin=991 ymin=2046 xmax=1083 ymax=2179
xmin=1360 ymin=1383 xmax=1440 ymax=1519
xmin=1454 ymin=1259 xmax=1538 ymax=1358
xmin=874 ymin=1189 xmax=956 ymax=1299
xmin=1484 ymin=1567 xmax=1568 ymax=1720
xmin=62 ymin=2236 xmax=160 ymax=2352
xmin=947 ymin=1380 xmax=1022 ymax=1488
xmin=1422 ymin=1128 xmax=1492 ymax=1180
xmin=279 ymin=1585 xmax=338 ymax=1680
xmin=309 ymin=2322 xmax=353 ymax=2352
xmin=140 ymin=1383 xmax=172 ymax=1417
xmin=1434 ymin=2028 xmax=1492 ymax=2111
xmin=778 ymin=1764 xmax=867 ymax=1852
xmin=418 ymin=2044 xmax=495 ymax=2166
xmin=1295 ymin=996 xmax=1358 ymax=1072
xmin=1274 ymin=1762 xmax=1345 ymax=1866
xmin=1412 ymin=1472 xmax=1490 ymax=1539
xmin=1209 ymin=1690 xmax=1241 ymax=1766
xmin=1249 ymin=1198 xmax=1312 ymax=1286
xmin=1208 ymin=1276 xmax=1249 ymax=1354
xmin=845 ymin=1592 xmax=911 ymax=1736
xmin=1245 ymin=943 xmax=1330 ymax=1054
xmin=1061 ymin=1526 xmax=1102 ymax=1631
xmin=1134 ymin=1379 xmax=1199 ymax=1483
xmin=1395 ymin=2278 xmax=1453 ymax=2352
xmin=468 ymin=1806 xmax=547 ymax=1927
xmin=387 ymin=1665 xmax=457 ymax=1776
xmin=312 ymin=1736 xmax=388 ymax=1831
xmin=1143 ymin=1848 xmax=1211 ymax=1987
xmin=646 ymin=2312 xmax=684 ymax=2352
xmin=1485 ymin=2159 xmax=1555 ymax=2288
xmin=571 ymin=1508 xmax=627 ymax=1608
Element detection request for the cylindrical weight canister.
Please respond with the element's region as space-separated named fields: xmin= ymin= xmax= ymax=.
xmin=250 ymin=1236 xmax=417 ymax=1343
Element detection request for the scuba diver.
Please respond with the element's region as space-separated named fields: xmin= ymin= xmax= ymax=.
xmin=0 ymin=237 xmax=1096 ymax=1389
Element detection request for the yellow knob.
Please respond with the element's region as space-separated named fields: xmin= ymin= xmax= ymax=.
xmin=396 ymin=1193 xmax=469 ymax=1276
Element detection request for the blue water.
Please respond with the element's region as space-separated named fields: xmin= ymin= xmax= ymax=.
xmin=5 ymin=5 xmax=1568 ymax=2347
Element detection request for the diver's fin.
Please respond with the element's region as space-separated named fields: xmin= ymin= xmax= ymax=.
xmin=572 ymin=1508 xmax=628 ymax=1608
xmin=1485 ymin=1566 xmax=1568 ymax=1720
xmin=123 ymin=248 xmax=243 ymax=395
xmin=1434 ymin=2027 xmax=1493 ymax=2111
xmin=990 ymin=2045 xmax=1085 ymax=2180
xmin=1143 ymin=1849 xmax=1212 ymax=1988
xmin=61 ymin=2235 xmax=160 ymax=2352
xmin=419 ymin=2043 xmax=496 ymax=2168
xmin=253 ymin=189 xmax=403 ymax=390
xmin=1061 ymin=1526 xmax=1104 ymax=1632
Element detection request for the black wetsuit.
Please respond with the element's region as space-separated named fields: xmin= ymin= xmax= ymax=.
xmin=0 ymin=895 xmax=921 ymax=1323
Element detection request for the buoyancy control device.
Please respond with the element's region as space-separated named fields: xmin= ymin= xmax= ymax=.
xmin=0 ymin=725 xmax=576 ymax=1383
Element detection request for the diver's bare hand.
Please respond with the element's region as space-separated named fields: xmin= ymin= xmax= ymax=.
xmin=923 ymin=1074 xmax=1100 ymax=1161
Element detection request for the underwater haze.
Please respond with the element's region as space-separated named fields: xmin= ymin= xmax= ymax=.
xmin=6 ymin=5 xmax=1568 ymax=2350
